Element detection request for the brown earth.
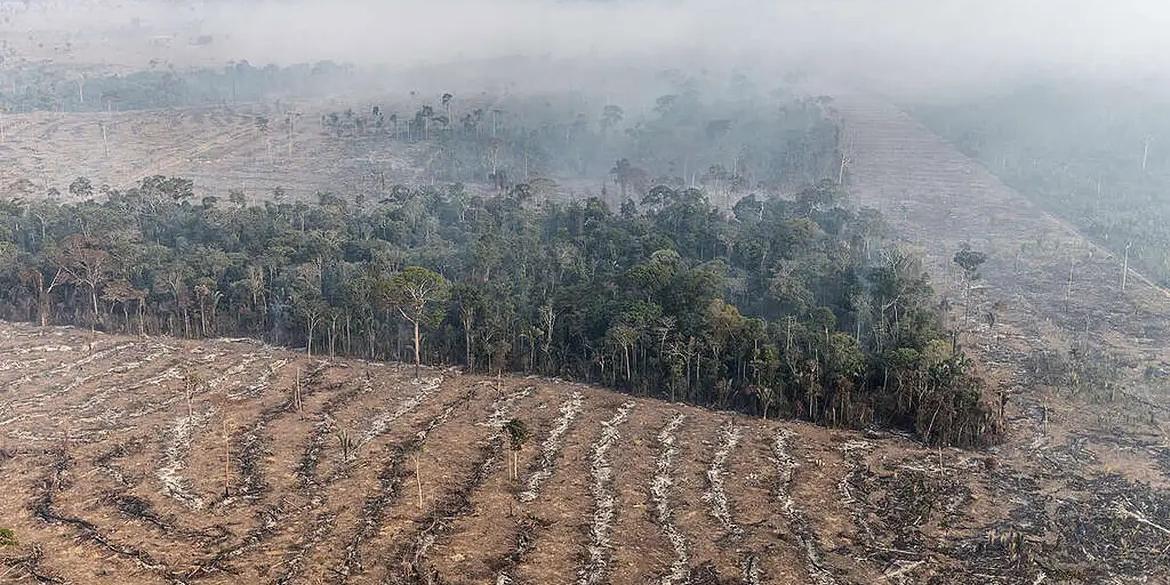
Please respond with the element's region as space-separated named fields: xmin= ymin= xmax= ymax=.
xmin=0 ymin=96 xmax=1168 ymax=584
xmin=0 ymin=104 xmax=422 ymax=202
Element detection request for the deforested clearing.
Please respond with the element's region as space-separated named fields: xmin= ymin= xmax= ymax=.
xmin=3 ymin=5 xmax=1170 ymax=581
xmin=0 ymin=320 xmax=1161 ymax=585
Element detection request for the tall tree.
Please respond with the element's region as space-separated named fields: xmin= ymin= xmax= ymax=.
xmin=382 ymin=266 xmax=450 ymax=378
xmin=54 ymin=235 xmax=112 ymax=326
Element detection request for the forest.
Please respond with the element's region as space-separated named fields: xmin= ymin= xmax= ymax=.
xmin=320 ymin=81 xmax=839 ymax=195
xmin=4 ymin=5 xmax=1170 ymax=584
xmin=0 ymin=174 xmax=996 ymax=446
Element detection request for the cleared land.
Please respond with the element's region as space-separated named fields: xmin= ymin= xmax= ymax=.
xmin=0 ymin=323 xmax=903 ymax=584
xmin=0 ymin=98 xmax=1167 ymax=585
xmin=0 ymin=104 xmax=420 ymax=202
xmin=0 ymin=312 xmax=1166 ymax=585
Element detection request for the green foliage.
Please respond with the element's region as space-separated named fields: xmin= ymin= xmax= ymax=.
xmin=953 ymin=243 xmax=987 ymax=276
xmin=0 ymin=172 xmax=996 ymax=445
xmin=0 ymin=527 xmax=15 ymax=547
xmin=504 ymin=419 xmax=531 ymax=451
xmin=380 ymin=266 xmax=449 ymax=326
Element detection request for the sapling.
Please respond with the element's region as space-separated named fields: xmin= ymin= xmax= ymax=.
xmin=0 ymin=527 xmax=16 ymax=547
xmin=183 ymin=370 xmax=201 ymax=423
xmin=337 ymin=428 xmax=352 ymax=462
xmin=504 ymin=419 xmax=530 ymax=481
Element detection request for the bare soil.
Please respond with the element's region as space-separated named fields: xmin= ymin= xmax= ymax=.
xmin=0 ymin=104 xmax=420 ymax=202
xmin=0 ymin=97 xmax=1168 ymax=584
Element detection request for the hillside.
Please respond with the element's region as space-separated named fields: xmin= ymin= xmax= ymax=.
xmin=833 ymin=95 xmax=1170 ymax=580
xmin=834 ymin=95 xmax=1170 ymax=409
xmin=0 ymin=317 xmax=1165 ymax=585
xmin=0 ymin=99 xmax=1167 ymax=585
xmin=0 ymin=322 xmax=898 ymax=584
xmin=0 ymin=104 xmax=421 ymax=202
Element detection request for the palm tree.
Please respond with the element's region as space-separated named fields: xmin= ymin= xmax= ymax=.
xmin=600 ymin=104 xmax=623 ymax=136
xmin=610 ymin=158 xmax=634 ymax=198
xmin=418 ymin=105 xmax=435 ymax=140
xmin=441 ymin=93 xmax=453 ymax=129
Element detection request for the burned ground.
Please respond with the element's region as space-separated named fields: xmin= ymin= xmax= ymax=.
xmin=0 ymin=320 xmax=1165 ymax=584
xmin=0 ymin=95 xmax=1167 ymax=583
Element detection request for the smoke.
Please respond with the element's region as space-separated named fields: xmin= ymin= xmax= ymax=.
xmin=4 ymin=0 xmax=1170 ymax=95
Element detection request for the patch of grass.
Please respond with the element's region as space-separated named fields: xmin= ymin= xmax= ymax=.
xmin=0 ymin=527 xmax=16 ymax=547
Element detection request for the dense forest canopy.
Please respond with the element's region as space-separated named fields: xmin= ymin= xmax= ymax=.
xmin=911 ymin=80 xmax=1170 ymax=285
xmin=0 ymin=175 xmax=996 ymax=446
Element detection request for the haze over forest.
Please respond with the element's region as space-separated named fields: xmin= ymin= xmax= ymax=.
xmin=6 ymin=0 xmax=1170 ymax=94
xmin=2 ymin=2 xmax=1170 ymax=585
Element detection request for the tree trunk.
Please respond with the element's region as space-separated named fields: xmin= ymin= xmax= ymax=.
xmin=623 ymin=345 xmax=631 ymax=382
xmin=199 ymin=301 xmax=207 ymax=337
xmin=465 ymin=325 xmax=473 ymax=370
xmin=413 ymin=319 xmax=421 ymax=379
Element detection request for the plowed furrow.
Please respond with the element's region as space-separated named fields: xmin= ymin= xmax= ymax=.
xmin=30 ymin=451 xmax=187 ymax=584
xmin=323 ymin=387 xmax=477 ymax=584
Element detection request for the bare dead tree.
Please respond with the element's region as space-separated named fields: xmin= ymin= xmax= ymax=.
xmin=415 ymin=452 xmax=424 ymax=509
xmin=292 ymin=367 xmax=304 ymax=420
xmin=221 ymin=416 xmax=231 ymax=497
xmin=1121 ymin=241 xmax=1133 ymax=292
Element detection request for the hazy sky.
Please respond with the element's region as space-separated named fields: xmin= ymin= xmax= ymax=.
xmin=4 ymin=0 xmax=1169 ymax=94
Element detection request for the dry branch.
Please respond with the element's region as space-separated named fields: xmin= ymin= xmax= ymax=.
xmin=651 ymin=413 xmax=689 ymax=585
xmin=576 ymin=401 xmax=636 ymax=585
xmin=702 ymin=422 xmax=743 ymax=538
